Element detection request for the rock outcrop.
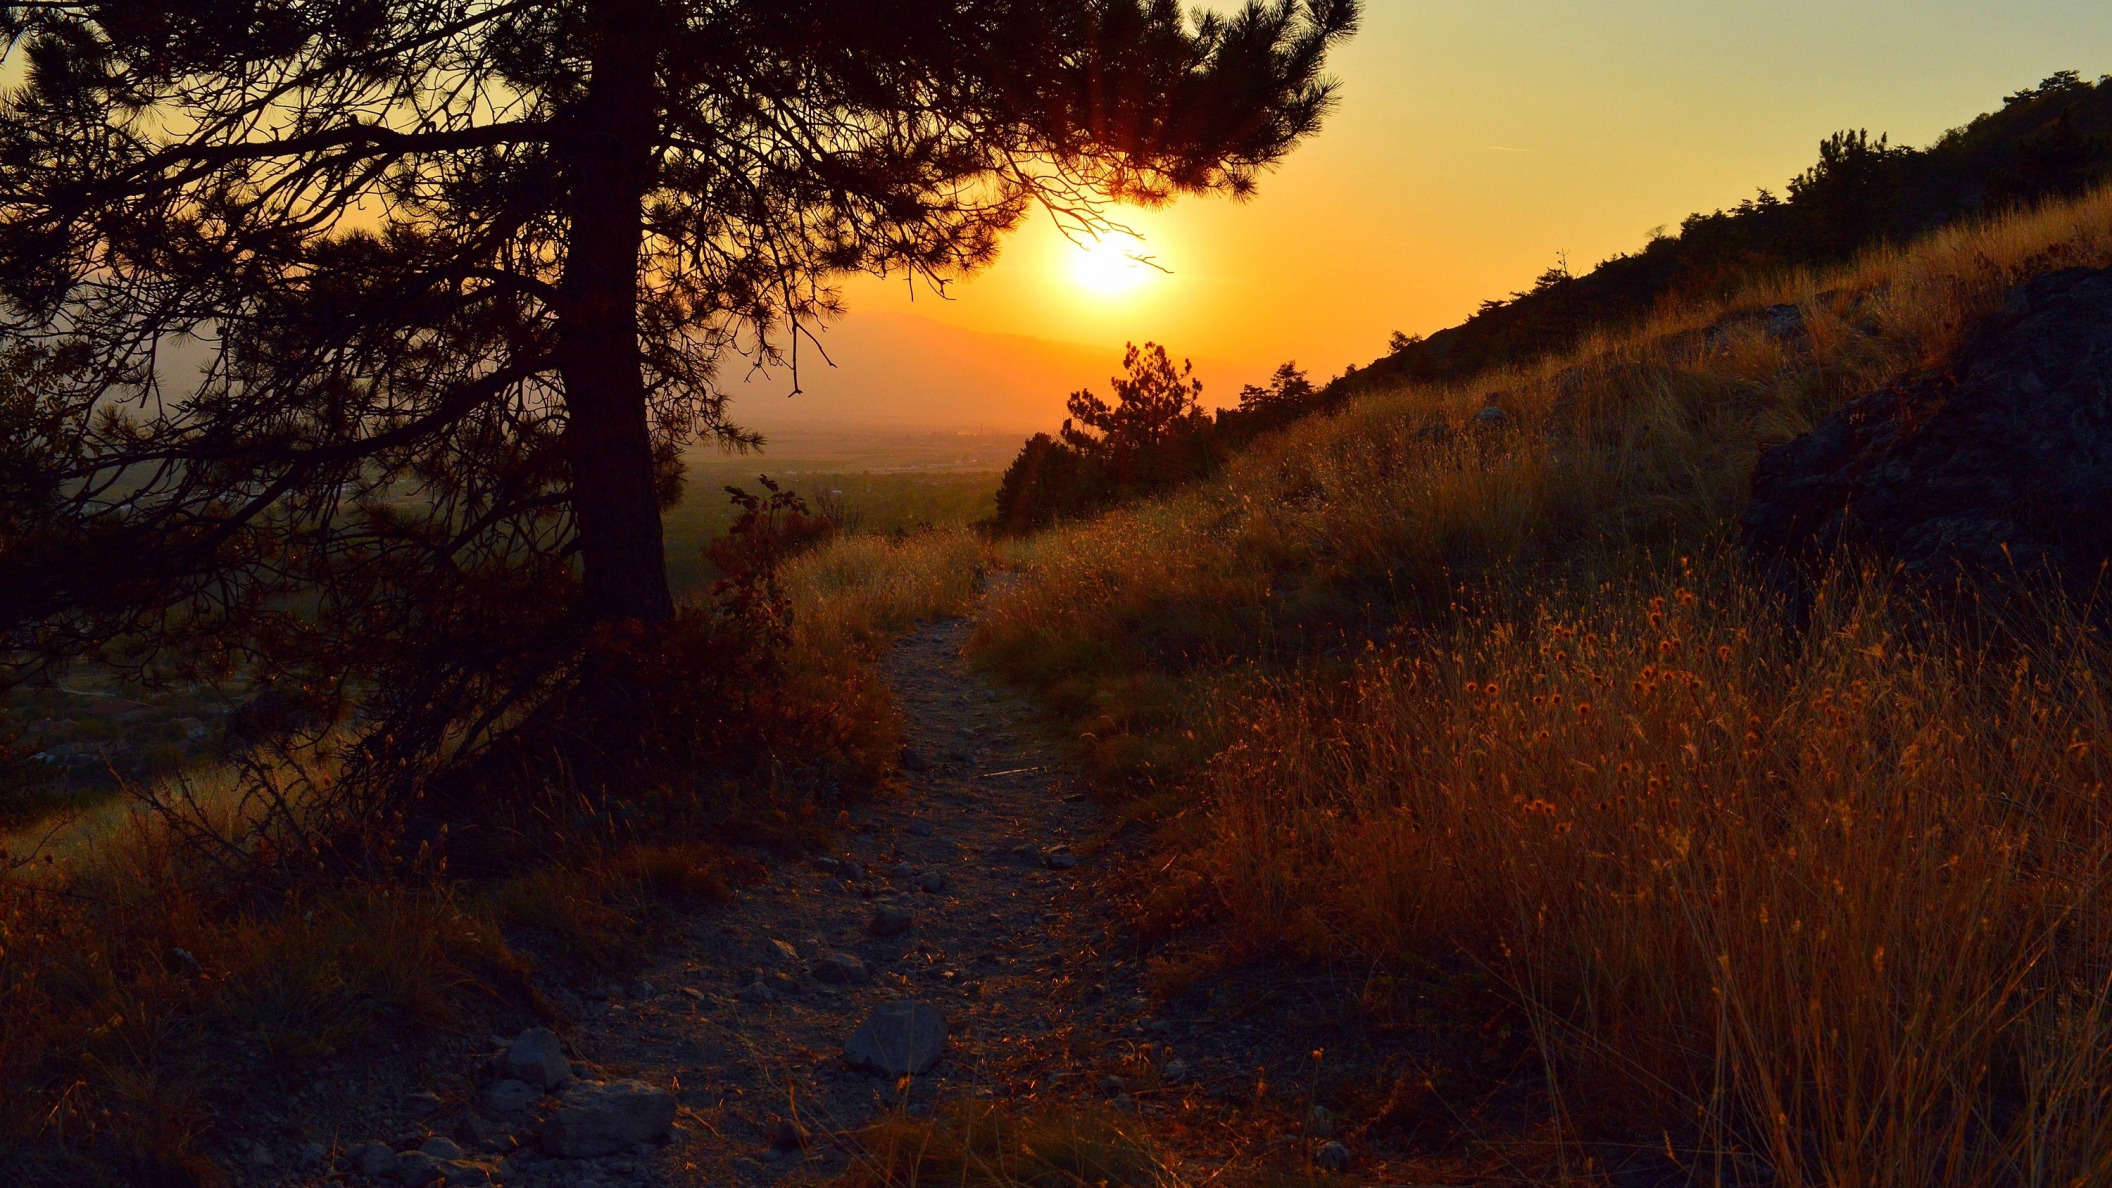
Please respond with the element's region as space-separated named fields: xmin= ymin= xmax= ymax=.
xmin=1742 ymin=266 xmax=2112 ymax=586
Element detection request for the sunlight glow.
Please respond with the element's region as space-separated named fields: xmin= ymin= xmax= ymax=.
xmin=1067 ymin=233 xmax=1158 ymax=297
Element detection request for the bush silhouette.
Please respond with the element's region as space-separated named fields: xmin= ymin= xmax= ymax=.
xmin=995 ymin=344 xmax=1222 ymax=533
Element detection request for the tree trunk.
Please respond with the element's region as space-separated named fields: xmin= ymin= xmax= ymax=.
xmin=558 ymin=0 xmax=674 ymax=625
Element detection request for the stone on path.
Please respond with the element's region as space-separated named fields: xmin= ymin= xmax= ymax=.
xmin=392 ymin=1151 xmax=448 ymax=1187
xmin=484 ymin=1078 xmax=541 ymax=1115
xmin=1042 ymin=845 xmax=1078 ymax=869
xmin=843 ymin=999 xmax=947 ymax=1076
xmin=352 ymin=1141 xmax=395 ymax=1177
xmin=813 ymin=952 xmax=871 ymax=984
xmin=912 ymin=869 xmax=948 ymax=893
xmin=869 ymin=898 xmax=914 ymax=937
xmin=1314 ymin=1140 xmax=1352 ymax=1171
xmin=504 ymin=1027 xmax=571 ymax=1089
xmin=541 ymin=1079 xmax=677 ymax=1158
xmin=420 ymin=1136 xmax=465 ymax=1160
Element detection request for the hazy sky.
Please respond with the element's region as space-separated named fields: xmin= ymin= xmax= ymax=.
xmin=733 ymin=1 xmax=2112 ymax=434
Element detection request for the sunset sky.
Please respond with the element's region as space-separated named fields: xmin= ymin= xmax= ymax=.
xmin=728 ymin=1 xmax=2112 ymax=437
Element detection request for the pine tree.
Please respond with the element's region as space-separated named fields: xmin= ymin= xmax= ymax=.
xmin=0 ymin=0 xmax=1357 ymax=688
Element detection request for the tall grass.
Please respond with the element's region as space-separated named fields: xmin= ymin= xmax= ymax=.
xmin=972 ymin=188 xmax=2112 ymax=1181
xmin=1189 ymin=570 xmax=2112 ymax=1183
xmin=0 ymin=526 xmax=987 ymax=1181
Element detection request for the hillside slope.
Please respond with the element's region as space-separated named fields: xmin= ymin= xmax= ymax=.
xmin=970 ymin=186 xmax=2112 ymax=1184
xmin=1343 ymin=70 xmax=2112 ymax=398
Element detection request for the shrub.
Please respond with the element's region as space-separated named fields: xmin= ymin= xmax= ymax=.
xmin=994 ymin=344 xmax=1220 ymax=534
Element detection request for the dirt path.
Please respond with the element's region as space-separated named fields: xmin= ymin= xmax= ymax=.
xmin=254 ymin=607 xmax=1380 ymax=1188
xmin=552 ymin=613 xmax=1113 ymax=1186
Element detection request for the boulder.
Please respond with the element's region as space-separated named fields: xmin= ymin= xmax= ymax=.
xmin=541 ymin=1079 xmax=676 ymax=1158
xmin=503 ymin=1028 xmax=571 ymax=1090
xmin=1743 ymin=267 xmax=2112 ymax=587
xmin=844 ymin=999 xmax=947 ymax=1076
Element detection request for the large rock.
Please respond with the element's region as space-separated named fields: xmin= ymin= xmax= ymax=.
xmin=844 ymin=999 xmax=947 ymax=1076
xmin=503 ymin=1028 xmax=571 ymax=1089
xmin=541 ymin=1079 xmax=676 ymax=1158
xmin=1743 ymin=267 xmax=2112 ymax=585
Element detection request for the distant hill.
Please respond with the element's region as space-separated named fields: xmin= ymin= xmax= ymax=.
xmin=1334 ymin=70 xmax=2112 ymax=398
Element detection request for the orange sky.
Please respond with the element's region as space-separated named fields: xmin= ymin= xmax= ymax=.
xmin=728 ymin=1 xmax=2112 ymax=437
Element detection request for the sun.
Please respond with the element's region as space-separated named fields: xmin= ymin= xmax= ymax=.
xmin=1067 ymin=233 xmax=1157 ymax=296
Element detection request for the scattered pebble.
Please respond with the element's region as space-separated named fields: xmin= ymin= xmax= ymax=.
xmin=869 ymin=898 xmax=914 ymax=937
xmin=814 ymin=952 xmax=872 ymax=984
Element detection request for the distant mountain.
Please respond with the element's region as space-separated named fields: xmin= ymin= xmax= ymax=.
xmin=721 ymin=310 xmax=1246 ymax=437
xmin=1336 ymin=70 xmax=2112 ymax=397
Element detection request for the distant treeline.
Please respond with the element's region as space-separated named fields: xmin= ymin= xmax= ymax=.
xmin=1342 ymin=70 xmax=2112 ymax=396
xmin=994 ymin=71 xmax=2112 ymax=534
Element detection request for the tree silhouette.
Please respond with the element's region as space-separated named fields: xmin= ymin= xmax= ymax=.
xmin=1061 ymin=342 xmax=1208 ymax=463
xmin=995 ymin=340 xmax=1220 ymax=531
xmin=0 ymin=0 xmax=1358 ymax=692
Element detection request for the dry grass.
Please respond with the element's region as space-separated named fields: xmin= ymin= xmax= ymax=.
xmin=977 ymin=188 xmax=2112 ymax=730
xmin=970 ymin=187 xmax=2112 ymax=1182
xmin=1189 ymin=570 xmax=2112 ymax=1184
xmin=785 ymin=527 xmax=991 ymax=657
xmin=840 ymin=1105 xmax=1175 ymax=1188
xmin=0 ymin=526 xmax=987 ymax=1183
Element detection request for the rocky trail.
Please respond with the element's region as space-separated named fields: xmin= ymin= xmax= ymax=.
xmin=570 ymin=614 xmax=1114 ymax=1186
xmin=278 ymin=610 xmax=1254 ymax=1188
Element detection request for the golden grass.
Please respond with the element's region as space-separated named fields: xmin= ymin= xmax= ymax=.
xmin=0 ymin=527 xmax=987 ymax=1181
xmin=980 ymin=189 xmax=2112 ymax=714
xmin=971 ymin=187 xmax=2112 ymax=1182
xmin=785 ymin=527 xmax=991 ymax=656
xmin=1189 ymin=570 xmax=2112 ymax=1183
xmin=840 ymin=1105 xmax=1175 ymax=1188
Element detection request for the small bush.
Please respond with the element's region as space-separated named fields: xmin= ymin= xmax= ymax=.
xmin=994 ymin=344 xmax=1220 ymax=534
